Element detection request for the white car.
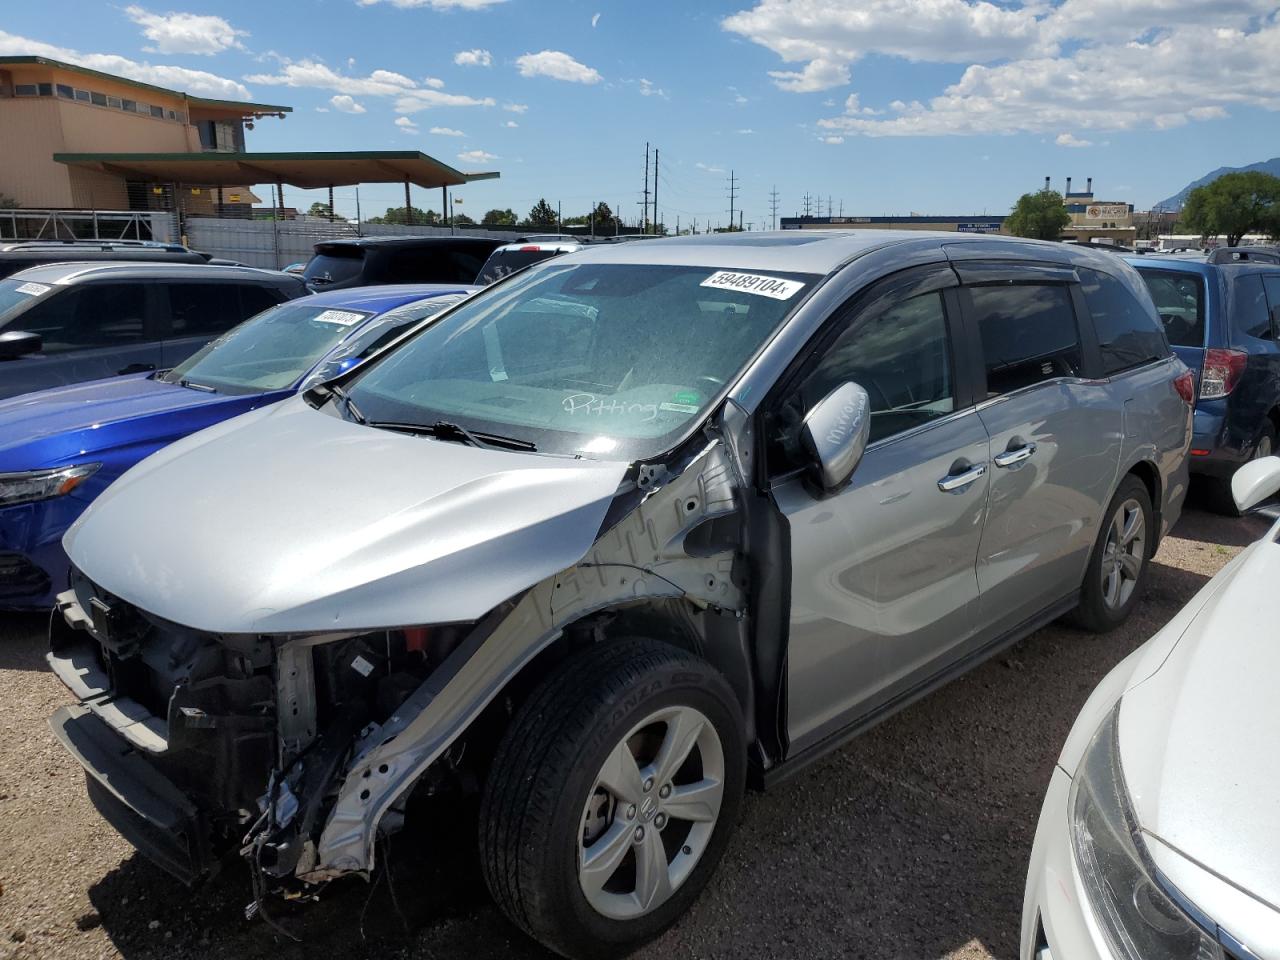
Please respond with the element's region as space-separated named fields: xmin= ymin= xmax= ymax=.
xmin=1022 ymin=456 xmax=1280 ymax=960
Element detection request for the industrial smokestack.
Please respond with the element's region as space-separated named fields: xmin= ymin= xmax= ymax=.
xmin=1066 ymin=177 xmax=1072 ymax=194
xmin=1087 ymin=177 xmax=1093 ymax=193
xmin=1044 ymin=176 xmax=1051 ymax=191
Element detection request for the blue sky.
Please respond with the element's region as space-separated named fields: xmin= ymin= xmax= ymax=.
xmin=3 ymin=1 xmax=1279 ymax=226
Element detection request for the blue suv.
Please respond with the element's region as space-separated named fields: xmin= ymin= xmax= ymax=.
xmin=1129 ymin=250 xmax=1280 ymax=513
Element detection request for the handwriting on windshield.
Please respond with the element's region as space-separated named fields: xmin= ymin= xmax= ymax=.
xmin=563 ymin=393 xmax=658 ymax=422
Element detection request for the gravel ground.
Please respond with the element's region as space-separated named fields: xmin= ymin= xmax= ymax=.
xmin=0 ymin=500 xmax=1266 ymax=960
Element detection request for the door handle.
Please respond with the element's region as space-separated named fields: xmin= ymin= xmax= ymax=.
xmin=937 ymin=462 xmax=987 ymax=492
xmin=994 ymin=442 xmax=1037 ymax=468
xmin=117 ymin=363 xmax=156 ymax=376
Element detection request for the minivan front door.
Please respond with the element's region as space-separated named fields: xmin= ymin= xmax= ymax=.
xmin=961 ymin=275 xmax=1123 ymax=639
xmin=765 ymin=268 xmax=990 ymax=756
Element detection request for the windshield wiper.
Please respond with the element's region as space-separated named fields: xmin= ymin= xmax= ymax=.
xmin=177 ymin=378 xmax=216 ymax=393
xmin=305 ymin=382 xmax=366 ymax=423
xmin=367 ymin=419 xmax=537 ymax=451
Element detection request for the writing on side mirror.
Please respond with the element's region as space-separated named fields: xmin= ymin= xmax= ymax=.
xmin=1231 ymin=455 xmax=1280 ymax=513
xmin=800 ymin=381 xmax=871 ymax=492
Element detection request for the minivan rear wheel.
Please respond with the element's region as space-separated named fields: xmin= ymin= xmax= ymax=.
xmin=1072 ymin=475 xmax=1153 ymax=633
xmin=479 ymin=638 xmax=745 ymax=960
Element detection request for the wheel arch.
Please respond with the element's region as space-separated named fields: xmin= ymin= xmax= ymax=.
xmin=1122 ymin=457 xmax=1162 ymax=555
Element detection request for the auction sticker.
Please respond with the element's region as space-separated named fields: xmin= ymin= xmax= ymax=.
xmin=14 ymin=282 xmax=50 ymax=296
xmin=700 ymin=271 xmax=804 ymax=300
xmin=312 ymin=309 xmax=365 ymax=327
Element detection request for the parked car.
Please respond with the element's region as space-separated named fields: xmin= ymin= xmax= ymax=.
xmin=1022 ymin=455 xmax=1280 ymax=960
xmin=302 ymin=236 xmax=503 ymax=291
xmin=474 ymin=240 xmax=587 ymax=284
xmin=47 ymin=231 xmax=1190 ymax=959
xmin=0 ymin=239 xmax=209 ymax=279
xmin=0 ymin=262 xmax=306 ymax=401
xmin=1129 ymin=252 xmax=1280 ymax=513
xmin=0 ymin=284 xmax=473 ymax=612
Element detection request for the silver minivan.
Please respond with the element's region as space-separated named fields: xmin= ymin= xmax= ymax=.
xmin=46 ymin=231 xmax=1191 ymax=958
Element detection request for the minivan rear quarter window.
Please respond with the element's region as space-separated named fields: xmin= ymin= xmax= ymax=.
xmin=304 ymin=249 xmax=365 ymax=288
xmin=1138 ymin=269 xmax=1206 ymax=347
xmin=1079 ymin=268 xmax=1168 ymax=374
xmin=970 ymin=284 xmax=1082 ymax=396
xmin=1233 ymin=275 xmax=1272 ymax=340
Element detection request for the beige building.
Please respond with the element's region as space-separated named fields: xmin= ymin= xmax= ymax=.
xmin=0 ymin=55 xmax=288 ymax=211
xmin=1057 ymin=177 xmax=1136 ymax=245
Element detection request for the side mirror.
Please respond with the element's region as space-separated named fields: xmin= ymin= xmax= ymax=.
xmin=800 ymin=381 xmax=871 ymax=493
xmin=1231 ymin=455 xmax=1280 ymax=513
xmin=0 ymin=330 xmax=42 ymax=360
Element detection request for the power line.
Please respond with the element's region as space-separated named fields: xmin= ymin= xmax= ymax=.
xmin=727 ymin=170 xmax=738 ymax=232
xmin=653 ymin=147 xmax=659 ymax=234
xmin=769 ymin=185 xmax=780 ymax=230
xmin=641 ymin=142 xmax=650 ymax=232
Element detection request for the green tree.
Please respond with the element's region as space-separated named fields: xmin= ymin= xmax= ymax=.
xmin=482 ymin=207 xmax=518 ymax=226
xmin=307 ymin=201 xmax=333 ymax=219
xmin=526 ymin=198 xmax=558 ymax=228
xmin=1005 ymin=189 xmax=1072 ymax=240
xmin=370 ymin=205 xmax=439 ymax=226
xmin=1182 ymin=171 xmax=1280 ymax=246
xmin=0 ymin=193 xmax=18 ymax=210
xmin=589 ymin=201 xmax=615 ymax=233
xmin=452 ymin=212 xmax=476 ymax=226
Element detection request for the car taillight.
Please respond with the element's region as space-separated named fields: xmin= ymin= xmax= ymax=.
xmin=1173 ymin=368 xmax=1195 ymax=406
xmin=1199 ymin=348 xmax=1247 ymax=399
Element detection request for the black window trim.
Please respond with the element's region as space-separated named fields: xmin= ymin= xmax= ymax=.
xmin=759 ymin=261 xmax=970 ymax=485
xmin=1077 ymin=266 xmax=1171 ymax=378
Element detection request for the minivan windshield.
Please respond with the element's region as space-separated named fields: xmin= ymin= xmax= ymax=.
xmin=346 ymin=262 xmax=817 ymax=459
xmin=1137 ymin=268 xmax=1206 ymax=347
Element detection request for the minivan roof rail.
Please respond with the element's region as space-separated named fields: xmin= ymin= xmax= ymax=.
xmin=1206 ymin=246 xmax=1280 ymax=265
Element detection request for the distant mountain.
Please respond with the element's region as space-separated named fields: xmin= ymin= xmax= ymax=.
xmin=1154 ymin=157 xmax=1280 ymax=211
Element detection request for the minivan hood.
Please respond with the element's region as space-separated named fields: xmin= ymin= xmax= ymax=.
xmin=63 ymin=397 xmax=630 ymax=634
xmin=1118 ymin=536 xmax=1280 ymax=922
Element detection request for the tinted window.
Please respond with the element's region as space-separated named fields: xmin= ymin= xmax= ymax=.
xmin=0 ymin=277 xmax=55 ymax=320
xmin=239 ymin=284 xmax=286 ymax=317
xmin=304 ymin=250 xmax=365 ymax=287
xmin=1137 ymin=269 xmax=1206 ymax=347
xmin=1265 ymin=277 xmax=1280 ymax=337
xmin=970 ymin=284 xmax=1081 ymax=396
xmin=1234 ymin=275 xmax=1271 ymax=340
xmin=477 ymin=249 xmax=563 ymax=285
xmin=1079 ymin=268 xmax=1168 ymax=374
xmin=164 ymin=282 xmax=243 ymax=338
xmin=17 ymin=284 xmax=148 ymax=352
xmin=449 ymin=249 xmax=488 ymax=282
xmin=769 ymin=290 xmax=954 ymax=471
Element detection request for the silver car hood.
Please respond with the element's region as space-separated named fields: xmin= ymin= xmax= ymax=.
xmin=63 ymin=397 xmax=629 ymax=633
xmin=1118 ymin=537 xmax=1280 ymax=939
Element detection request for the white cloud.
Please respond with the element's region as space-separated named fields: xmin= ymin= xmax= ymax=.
xmin=125 ymin=5 xmax=247 ymax=55
xmin=638 ymin=78 xmax=668 ymax=98
xmin=813 ymin=13 xmax=1280 ymax=137
xmin=724 ymin=0 xmax=1053 ymax=92
xmin=395 ymin=116 xmax=419 ymax=130
xmin=696 ymin=162 xmax=726 ymax=174
xmin=315 ymin=106 xmax=329 ymax=112
xmin=0 ymin=29 xmax=252 ymax=99
xmin=1056 ymin=132 xmax=1092 ymax=148
xmin=504 ymin=119 xmax=518 ymax=127
xmin=457 ymin=149 xmax=499 ymax=163
xmin=247 ymin=58 xmax=494 ymax=112
xmin=737 ymin=128 xmax=756 ymax=134
xmin=592 ymin=12 xmax=601 ymax=27
xmin=395 ymin=89 xmax=496 ymax=112
xmin=821 ymin=134 xmax=844 ymax=143
xmin=330 ymin=94 xmax=366 ymax=113
xmin=430 ymin=125 xmax=466 ymax=136
xmin=423 ymin=76 xmax=445 ymax=88
xmin=357 ymin=0 xmax=506 ymax=7
xmin=454 ymin=48 xmax=492 ymax=67
xmin=503 ymin=101 xmax=528 ymax=113
xmin=515 ymin=50 xmax=602 ymax=84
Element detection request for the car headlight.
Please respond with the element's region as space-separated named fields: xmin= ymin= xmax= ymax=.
xmin=1070 ymin=705 xmax=1223 ymax=960
xmin=0 ymin=464 xmax=101 ymax=508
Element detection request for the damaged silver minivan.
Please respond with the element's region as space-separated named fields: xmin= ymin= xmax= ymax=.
xmin=47 ymin=231 xmax=1191 ymax=958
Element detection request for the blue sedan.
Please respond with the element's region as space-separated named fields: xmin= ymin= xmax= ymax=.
xmin=0 ymin=283 xmax=474 ymax=611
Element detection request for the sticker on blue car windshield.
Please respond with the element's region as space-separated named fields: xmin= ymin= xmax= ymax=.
xmin=700 ymin=271 xmax=804 ymax=300
xmin=312 ymin=309 xmax=365 ymax=327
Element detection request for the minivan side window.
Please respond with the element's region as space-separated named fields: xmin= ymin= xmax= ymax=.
xmin=1079 ymin=269 xmax=1168 ymax=374
xmin=768 ymin=289 xmax=955 ymax=472
xmin=17 ymin=284 xmax=148 ymax=353
xmin=969 ymin=284 xmax=1081 ymax=396
xmin=1234 ymin=275 xmax=1272 ymax=340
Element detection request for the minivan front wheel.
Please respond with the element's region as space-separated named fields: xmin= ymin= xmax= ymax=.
xmin=1073 ymin=475 xmax=1153 ymax=632
xmin=479 ymin=638 xmax=745 ymax=960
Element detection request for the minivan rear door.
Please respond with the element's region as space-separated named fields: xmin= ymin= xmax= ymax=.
xmin=957 ymin=264 xmax=1123 ymax=639
xmin=1135 ymin=265 xmax=1209 ymax=390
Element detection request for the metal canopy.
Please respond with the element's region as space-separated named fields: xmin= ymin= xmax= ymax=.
xmin=52 ymin=150 xmax=499 ymax=190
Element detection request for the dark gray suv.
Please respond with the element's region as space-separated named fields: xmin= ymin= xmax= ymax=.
xmin=0 ymin=262 xmax=305 ymax=399
xmin=48 ymin=231 xmax=1190 ymax=959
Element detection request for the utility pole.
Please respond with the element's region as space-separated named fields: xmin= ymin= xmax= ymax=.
xmin=727 ymin=170 xmax=738 ymax=232
xmin=739 ymin=210 xmax=744 ymax=232
xmin=642 ymin=142 xmax=651 ymax=232
xmin=769 ymin=185 xmax=780 ymax=230
xmin=557 ymin=201 xmax=562 ymax=232
xmin=653 ymin=148 xmax=659 ymax=235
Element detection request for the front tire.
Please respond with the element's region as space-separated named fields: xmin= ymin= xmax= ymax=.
xmin=479 ymin=638 xmax=746 ymax=960
xmin=1072 ymin=475 xmax=1153 ymax=633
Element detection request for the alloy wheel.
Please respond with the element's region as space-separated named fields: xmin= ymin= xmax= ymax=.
xmin=578 ymin=705 xmax=725 ymax=920
xmin=1101 ymin=497 xmax=1145 ymax=610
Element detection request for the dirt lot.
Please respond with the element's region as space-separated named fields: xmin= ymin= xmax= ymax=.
xmin=0 ymin=501 xmax=1266 ymax=960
